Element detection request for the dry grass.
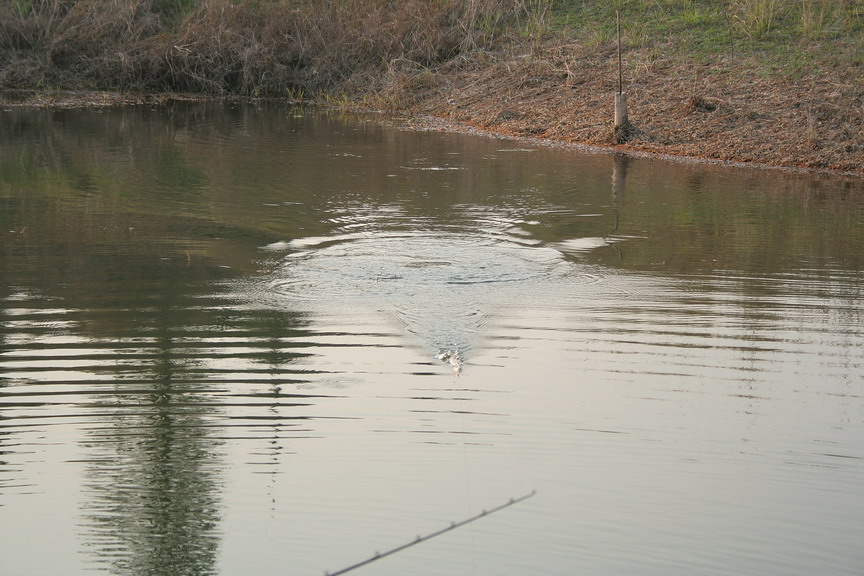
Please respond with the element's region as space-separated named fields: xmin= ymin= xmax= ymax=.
xmin=0 ymin=0 xmax=529 ymax=95
xmin=728 ymin=0 xmax=784 ymax=39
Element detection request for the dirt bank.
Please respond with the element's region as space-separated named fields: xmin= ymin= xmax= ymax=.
xmin=382 ymin=44 xmax=863 ymax=177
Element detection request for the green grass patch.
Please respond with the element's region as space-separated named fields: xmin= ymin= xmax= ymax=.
xmin=549 ymin=0 xmax=863 ymax=75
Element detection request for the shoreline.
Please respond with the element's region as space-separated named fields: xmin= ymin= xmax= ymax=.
xmin=2 ymin=87 xmax=862 ymax=180
xmin=403 ymin=113 xmax=864 ymax=180
xmin=1 ymin=2 xmax=860 ymax=179
xmin=392 ymin=49 xmax=863 ymax=179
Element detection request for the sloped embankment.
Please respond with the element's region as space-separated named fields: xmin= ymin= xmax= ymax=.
xmin=382 ymin=43 xmax=863 ymax=175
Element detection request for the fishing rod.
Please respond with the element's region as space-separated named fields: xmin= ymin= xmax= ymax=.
xmin=323 ymin=490 xmax=537 ymax=576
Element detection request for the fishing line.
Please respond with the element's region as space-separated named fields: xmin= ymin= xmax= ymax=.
xmin=454 ymin=361 xmax=477 ymax=575
xmin=321 ymin=490 xmax=536 ymax=576
xmin=499 ymin=433 xmax=537 ymax=499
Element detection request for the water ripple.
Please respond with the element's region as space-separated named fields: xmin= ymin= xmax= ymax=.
xmin=261 ymin=223 xmax=578 ymax=363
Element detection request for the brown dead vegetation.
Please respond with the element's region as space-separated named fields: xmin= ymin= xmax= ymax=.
xmin=0 ymin=0 xmax=520 ymax=95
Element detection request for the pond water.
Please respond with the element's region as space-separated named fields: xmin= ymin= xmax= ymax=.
xmin=1 ymin=103 xmax=863 ymax=576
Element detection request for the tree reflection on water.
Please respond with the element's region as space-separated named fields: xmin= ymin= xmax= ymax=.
xmin=74 ymin=276 xmax=319 ymax=575
xmin=79 ymin=289 xmax=224 ymax=576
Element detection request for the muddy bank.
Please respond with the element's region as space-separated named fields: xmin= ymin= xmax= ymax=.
xmin=0 ymin=90 xmax=215 ymax=108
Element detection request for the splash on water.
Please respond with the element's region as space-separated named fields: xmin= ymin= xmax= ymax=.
xmin=255 ymin=220 xmax=575 ymax=368
xmin=436 ymin=349 xmax=463 ymax=376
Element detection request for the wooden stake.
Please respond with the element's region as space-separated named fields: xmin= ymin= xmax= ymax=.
xmin=614 ymin=92 xmax=628 ymax=128
xmin=617 ymin=10 xmax=623 ymax=95
xmin=614 ymin=10 xmax=629 ymax=135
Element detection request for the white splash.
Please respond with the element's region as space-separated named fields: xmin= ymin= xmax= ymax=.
xmin=436 ymin=350 xmax=463 ymax=376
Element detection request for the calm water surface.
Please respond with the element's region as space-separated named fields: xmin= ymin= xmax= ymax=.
xmin=1 ymin=104 xmax=863 ymax=576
